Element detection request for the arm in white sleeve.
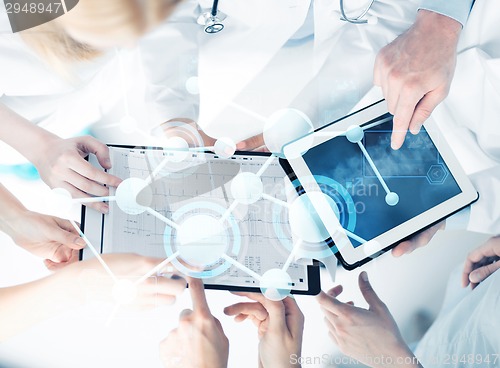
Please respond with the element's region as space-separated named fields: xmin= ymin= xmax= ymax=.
xmin=446 ymin=166 xmax=500 ymax=235
xmin=139 ymin=0 xmax=200 ymax=133
xmin=418 ymin=0 xmax=475 ymax=27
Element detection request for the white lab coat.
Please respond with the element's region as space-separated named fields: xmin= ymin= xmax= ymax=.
xmin=0 ymin=1 xmax=147 ymax=163
xmin=430 ymin=0 xmax=500 ymax=235
xmin=1 ymin=0 xmax=496 ymax=234
xmin=414 ymin=265 xmax=500 ymax=368
xmin=0 ymin=0 xmax=419 ymax=159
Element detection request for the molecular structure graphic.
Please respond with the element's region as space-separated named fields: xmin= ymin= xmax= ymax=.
xmin=48 ymin=65 xmax=401 ymax=317
xmin=47 ymin=108 xmax=318 ymax=314
xmin=50 ymin=109 xmax=401 ymax=324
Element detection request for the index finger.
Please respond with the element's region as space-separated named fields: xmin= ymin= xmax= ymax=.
xmin=188 ymin=277 xmax=211 ymax=316
xmin=316 ymin=291 xmax=351 ymax=316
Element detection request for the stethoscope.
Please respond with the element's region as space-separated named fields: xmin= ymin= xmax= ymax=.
xmin=339 ymin=0 xmax=377 ymax=24
xmin=198 ymin=0 xmax=376 ymax=34
xmin=197 ymin=0 xmax=226 ymax=34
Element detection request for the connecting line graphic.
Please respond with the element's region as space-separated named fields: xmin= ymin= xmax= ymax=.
xmin=146 ymin=207 xmax=180 ymax=230
xmin=356 ymin=141 xmax=391 ymax=195
xmin=261 ymin=193 xmax=290 ymax=208
xmin=70 ymin=219 xmax=118 ymax=283
xmin=221 ymin=254 xmax=262 ymax=281
xmin=219 ymin=199 xmax=239 ymax=223
xmin=103 ymin=249 xmax=180 ymax=326
xmin=134 ymin=251 xmax=181 ymax=285
xmin=361 ymin=116 xmax=393 ymax=131
xmin=282 ymin=240 xmax=303 ymax=272
xmin=220 ymin=154 xmax=277 ymax=223
xmin=256 ymin=155 xmax=275 ymax=177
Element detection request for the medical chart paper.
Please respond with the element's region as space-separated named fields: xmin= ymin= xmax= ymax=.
xmin=102 ymin=146 xmax=310 ymax=290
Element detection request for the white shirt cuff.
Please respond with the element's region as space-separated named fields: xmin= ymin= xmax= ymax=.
xmin=418 ymin=0 xmax=474 ymax=27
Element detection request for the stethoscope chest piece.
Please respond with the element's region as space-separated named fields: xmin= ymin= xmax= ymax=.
xmin=197 ymin=9 xmax=227 ymax=34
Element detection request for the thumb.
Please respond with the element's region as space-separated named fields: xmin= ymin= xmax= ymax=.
xmin=358 ymin=272 xmax=384 ymax=310
xmin=408 ymin=89 xmax=446 ymax=134
xmin=469 ymin=262 xmax=500 ymax=284
xmin=54 ymin=218 xmax=86 ymax=249
xmin=80 ymin=136 xmax=112 ymax=170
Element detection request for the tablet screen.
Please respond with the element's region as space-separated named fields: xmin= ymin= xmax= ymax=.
xmin=88 ymin=146 xmax=318 ymax=293
xmin=301 ymin=114 xmax=462 ymax=248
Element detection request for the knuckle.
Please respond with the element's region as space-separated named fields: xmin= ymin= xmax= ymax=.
xmin=388 ymin=69 xmax=403 ymax=82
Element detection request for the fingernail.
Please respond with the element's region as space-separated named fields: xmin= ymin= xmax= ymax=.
xmin=76 ymin=238 xmax=86 ymax=247
xmin=361 ymin=271 xmax=368 ymax=282
xmin=104 ymin=158 xmax=112 ymax=167
xmin=102 ymin=205 xmax=109 ymax=214
xmin=236 ymin=142 xmax=246 ymax=150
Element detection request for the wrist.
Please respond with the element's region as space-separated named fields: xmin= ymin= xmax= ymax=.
xmin=27 ymin=130 xmax=60 ymax=168
xmin=415 ymin=9 xmax=462 ymax=42
xmin=383 ymin=344 xmax=422 ymax=368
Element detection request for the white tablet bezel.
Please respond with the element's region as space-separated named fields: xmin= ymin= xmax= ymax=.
xmin=282 ymin=100 xmax=478 ymax=268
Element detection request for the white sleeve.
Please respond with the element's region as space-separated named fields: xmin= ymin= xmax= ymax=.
xmin=139 ymin=0 xmax=201 ymax=133
xmin=465 ymin=167 xmax=500 ymax=235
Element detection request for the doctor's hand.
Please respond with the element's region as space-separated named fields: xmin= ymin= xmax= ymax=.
xmin=391 ymin=220 xmax=445 ymax=257
xmin=317 ymin=273 xmax=422 ymax=368
xmin=462 ymin=236 xmax=500 ymax=289
xmin=70 ymin=254 xmax=187 ymax=308
xmin=33 ymin=135 xmax=122 ymax=213
xmin=374 ymin=10 xmax=462 ymax=150
xmin=236 ymin=134 xmax=268 ymax=152
xmin=224 ymin=292 xmax=304 ymax=368
xmin=159 ymin=278 xmax=229 ymax=368
xmin=0 ymin=185 xmax=84 ymax=269
xmin=5 ymin=210 xmax=84 ymax=270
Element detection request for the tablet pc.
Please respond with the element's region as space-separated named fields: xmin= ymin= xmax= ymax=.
xmin=81 ymin=145 xmax=320 ymax=295
xmin=280 ymin=100 xmax=479 ymax=270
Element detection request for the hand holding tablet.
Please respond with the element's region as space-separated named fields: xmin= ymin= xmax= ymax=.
xmin=281 ymin=100 xmax=478 ymax=269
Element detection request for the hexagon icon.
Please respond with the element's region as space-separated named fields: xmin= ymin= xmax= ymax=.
xmin=426 ymin=164 xmax=448 ymax=184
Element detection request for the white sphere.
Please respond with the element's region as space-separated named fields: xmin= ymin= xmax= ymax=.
xmin=260 ymin=268 xmax=293 ymax=301
xmin=214 ymin=137 xmax=236 ymax=159
xmin=230 ymin=172 xmax=263 ymax=204
xmin=115 ymin=178 xmax=152 ymax=215
xmin=176 ymin=214 xmax=229 ymax=267
xmin=264 ymin=108 xmax=314 ymax=157
xmin=385 ymin=192 xmax=399 ymax=206
xmin=346 ymin=125 xmax=364 ymax=143
xmin=289 ymin=192 xmax=340 ymax=244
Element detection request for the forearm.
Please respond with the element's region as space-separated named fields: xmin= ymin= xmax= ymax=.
xmin=0 ymin=271 xmax=83 ymax=341
xmin=0 ymin=102 xmax=59 ymax=164
xmin=0 ymin=184 xmax=28 ymax=237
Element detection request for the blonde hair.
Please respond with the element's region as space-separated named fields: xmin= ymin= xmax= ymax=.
xmin=20 ymin=0 xmax=179 ymax=73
